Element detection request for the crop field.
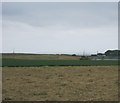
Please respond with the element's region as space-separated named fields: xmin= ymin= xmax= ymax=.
xmin=2 ymin=66 xmax=118 ymax=101
xmin=2 ymin=54 xmax=119 ymax=67
xmin=2 ymin=59 xmax=119 ymax=67
xmin=2 ymin=54 xmax=81 ymax=60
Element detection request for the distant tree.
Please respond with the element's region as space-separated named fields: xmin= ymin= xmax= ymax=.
xmin=105 ymin=50 xmax=120 ymax=56
xmin=91 ymin=54 xmax=97 ymax=56
xmin=97 ymin=53 xmax=104 ymax=56
xmin=72 ymin=54 xmax=76 ymax=56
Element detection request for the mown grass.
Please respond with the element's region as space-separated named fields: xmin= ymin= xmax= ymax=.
xmin=2 ymin=58 xmax=119 ymax=67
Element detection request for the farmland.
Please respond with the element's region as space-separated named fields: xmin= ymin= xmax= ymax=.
xmin=2 ymin=66 xmax=118 ymax=101
xmin=2 ymin=59 xmax=119 ymax=67
xmin=2 ymin=53 xmax=81 ymax=60
xmin=2 ymin=54 xmax=119 ymax=101
xmin=1 ymin=54 xmax=119 ymax=67
xmin=2 ymin=1 xmax=119 ymax=102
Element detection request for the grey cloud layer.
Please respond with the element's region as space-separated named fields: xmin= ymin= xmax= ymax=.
xmin=3 ymin=3 xmax=117 ymax=27
xmin=2 ymin=2 xmax=118 ymax=54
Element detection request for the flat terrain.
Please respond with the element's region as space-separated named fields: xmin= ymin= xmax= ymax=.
xmin=2 ymin=66 xmax=118 ymax=101
xmin=2 ymin=54 xmax=119 ymax=67
xmin=2 ymin=54 xmax=81 ymax=60
xmin=2 ymin=59 xmax=119 ymax=67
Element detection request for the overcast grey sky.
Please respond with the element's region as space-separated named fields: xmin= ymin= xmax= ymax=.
xmin=2 ymin=2 xmax=118 ymax=54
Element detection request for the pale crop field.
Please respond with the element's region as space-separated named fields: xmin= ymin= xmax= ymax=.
xmin=2 ymin=66 xmax=118 ymax=101
xmin=2 ymin=54 xmax=81 ymax=60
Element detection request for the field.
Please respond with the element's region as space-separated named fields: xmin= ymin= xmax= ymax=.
xmin=2 ymin=59 xmax=119 ymax=67
xmin=2 ymin=54 xmax=119 ymax=101
xmin=2 ymin=54 xmax=119 ymax=67
xmin=2 ymin=54 xmax=81 ymax=60
xmin=2 ymin=66 xmax=118 ymax=101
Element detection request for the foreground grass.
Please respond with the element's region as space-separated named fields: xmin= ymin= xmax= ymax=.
xmin=3 ymin=66 xmax=118 ymax=101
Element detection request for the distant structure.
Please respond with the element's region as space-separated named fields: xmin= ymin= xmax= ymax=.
xmin=13 ymin=48 xmax=15 ymax=54
xmin=91 ymin=50 xmax=120 ymax=60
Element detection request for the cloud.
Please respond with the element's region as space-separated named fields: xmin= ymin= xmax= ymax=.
xmin=2 ymin=2 xmax=118 ymax=54
xmin=3 ymin=19 xmax=118 ymax=54
xmin=2 ymin=2 xmax=117 ymax=27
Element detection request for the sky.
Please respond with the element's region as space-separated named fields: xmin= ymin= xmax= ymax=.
xmin=2 ymin=2 xmax=118 ymax=54
xmin=1 ymin=0 xmax=119 ymax=2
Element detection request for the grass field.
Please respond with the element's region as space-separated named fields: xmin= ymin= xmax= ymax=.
xmin=2 ymin=66 xmax=118 ymax=101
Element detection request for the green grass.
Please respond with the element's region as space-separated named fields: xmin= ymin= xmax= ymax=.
xmin=2 ymin=58 xmax=119 ymax=67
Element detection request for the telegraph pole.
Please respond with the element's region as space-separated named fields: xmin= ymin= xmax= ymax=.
xmin=13 ymin=48 xmax=15 ymax=54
